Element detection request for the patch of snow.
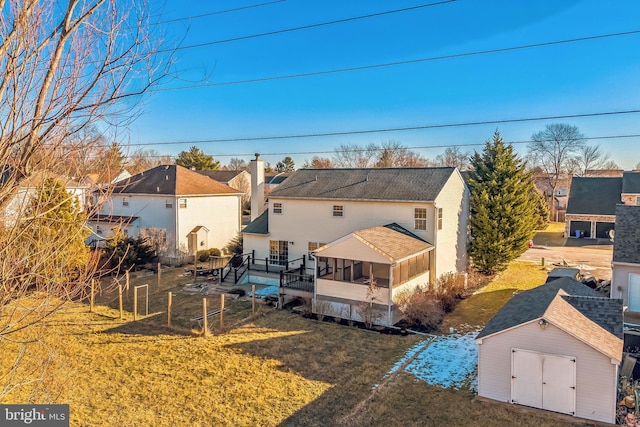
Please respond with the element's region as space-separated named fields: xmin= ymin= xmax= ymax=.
xmin=247 ymin=285 xmax=279 ymax=298
xmin=383 ymin=340 xmax=431 ymax=379
xmin=390 ymin=331 xmax=479 ymax=391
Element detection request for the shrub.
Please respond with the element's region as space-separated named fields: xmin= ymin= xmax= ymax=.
xmin=433 ymin=273 xmax=467 ymax=313
xmin=399 ymin=289 xmax=444 ymax=332
xmin=196 ymin=250 xmax=210 ymax=263
xmin=208 ymin=248 xmax=221 ymax=257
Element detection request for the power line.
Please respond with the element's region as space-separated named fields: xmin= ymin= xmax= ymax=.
xmin=157 ymin=1 xmax=286 ymax=25
xmin=156 ymin=29 xmax=640 ymax=91
xmin=129 ymin=108 xmax=640 ymax=146
xmin=161 ymin=0 xmax=456 ymax=53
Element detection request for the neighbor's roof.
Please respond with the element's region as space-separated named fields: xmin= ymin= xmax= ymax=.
xmin=613 ymin=204 xmax=640 ymax=264
xmin=622 ymin=171 xmax=640 ymax=194
xmin=268 ymin=167 xmax=457 ymax=201
xmin=314 ymin=223 xmax=433 ymax=263
xmin=109 ymin=165 xmax=241 ymax=196
xmin=265 ymin=173 xmax=291 ymax=185
xmin=196 ymin=170 xmax=245 ymax=184
xmin=566 ymin=177 xmax=622 ymax=215
xmin=476 ymin=277 xmax=623 ymax=360
xmin=242 ymin=210 xmax=269 ymax=235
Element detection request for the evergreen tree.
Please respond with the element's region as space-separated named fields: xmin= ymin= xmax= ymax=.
xmin=176 ymin=146 xmax=220 ymax=170
xmin=275 ymin=156 xmax=295 ymax=172
xmin=19 ymin=178 xmax=91 ymax=286
xmin=468 ymin=131 xmax=538 ymax=274
xmin=104 ymin=228 xmax=155 ymax=271
xmin=531 ymin=187 xmax=550 ymax=230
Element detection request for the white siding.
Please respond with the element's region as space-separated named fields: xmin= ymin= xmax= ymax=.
xmin=433 ymin=170 xmax=469 ymax=276
xmin=477 ymin=322 xmax=618 ymax=424
xmin=611 ymin=263 xmax=640 ymax=309
xmin=316 ymin=278 xmax=390 ymax=304
xmin=391 ymin=272 xmax=430 ymax=302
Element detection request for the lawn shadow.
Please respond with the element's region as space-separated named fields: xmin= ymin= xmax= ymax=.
xmin=440 ymin=288 xmax=518 ymax=334
xmin=102 ymin=312 xmax=195 ymax=337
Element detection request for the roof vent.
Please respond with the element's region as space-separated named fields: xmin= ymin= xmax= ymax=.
xmin=366 ymin=173 xmax=369 ymax=182
xmin=165 ymin=175 xmax=168 ymax=180
xmin=157 ymin=186 xmax=160 ymax=192
xmin=315 ymin=175 xmax=318 ymax=181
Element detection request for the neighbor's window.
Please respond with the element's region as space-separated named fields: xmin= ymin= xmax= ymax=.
xmin=179 ymin=198 xmax=187 ymax=208
xmin=636 ymin=196 xmax=640 ymax=206
xmin=122 ymin=197 xmax=129 ymax=207
xmin=273 ymin=202 xmax=283 ymax=214
xmin=96 ymin=226 xmax=103 ymax=235
xmin=415 ymin=207 xmax=427 ymax=230
xmin=308 ymin=242 xmax=327 ymax=251
xmin=166 ymin=199 xmax=173 ymax=208
xmin=437 ymin=207 xmax=443 ymax=230
xmin=332 ymin=205 xmax=344 ymax=217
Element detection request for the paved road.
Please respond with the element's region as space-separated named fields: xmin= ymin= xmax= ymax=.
xmin=518 ymin=243 xmax=613 ymax=280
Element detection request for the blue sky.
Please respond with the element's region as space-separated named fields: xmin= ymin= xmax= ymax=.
xmin=130 ymin=0 xmax=640 ymax=169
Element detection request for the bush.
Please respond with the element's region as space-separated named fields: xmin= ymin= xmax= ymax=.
xmin=433 ymin=273 xmax=467 ymax=313
xmin=208 ymin=248 xmax=221 ymax=257
xmin=196 ymin=250 xmax=210 ymax=262
xmin=399 ymin=289 xmax=444 ymax=332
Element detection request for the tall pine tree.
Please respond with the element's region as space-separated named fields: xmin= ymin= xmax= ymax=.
xmin=468 ymin=130 xmax=538 ymax=274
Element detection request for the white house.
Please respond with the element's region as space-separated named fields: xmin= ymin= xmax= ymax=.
xmin=476 ymin=277 xmax=623 ymax=424
xmin=90 ymin=164 xmax=243 ymax=255
xmin=243 ymin=156 xmax=469 ymax=325
xmin=196 ymin=169 xmax=251 ymax=209
xmin=611 ymin=204 xmax=640 ymax=311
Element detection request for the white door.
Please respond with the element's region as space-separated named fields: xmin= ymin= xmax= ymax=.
xmin=542 ymin=354 xmax=576 ymax=415
xmin=629 ymin=273 xmax=640 ymax=312
xmin=511 ymin=349 xmax=576 ymax=416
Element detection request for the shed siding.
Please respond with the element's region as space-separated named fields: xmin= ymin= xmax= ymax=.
xmin=478 ymin=322 xmax=617 ymax=424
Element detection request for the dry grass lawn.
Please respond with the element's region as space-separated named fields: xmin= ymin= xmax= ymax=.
xmin=1 ymin=263 xmax=579 ymax=426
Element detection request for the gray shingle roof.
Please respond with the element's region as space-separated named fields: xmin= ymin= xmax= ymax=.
xmin=622 ymin=171 xmax=640 ymax=194
xmin=110 ymin=165 xmax=241 ymax=196
xmin=563 ymin=296 xmax=623 ymax=338
xmin=268 ymin=167 xmax=457 ymax=201
xmin=196 ymin=170 xmax=243 ymax=184
xmin=613 ymin=204 xmax=640 ymax=264
xmin=566 ymin=177 xmax=622 ymax=215
xmin=476 ymin=277 xmax=607 ymax=339
xmin=242 ymin=210 xmax=269 ymax=235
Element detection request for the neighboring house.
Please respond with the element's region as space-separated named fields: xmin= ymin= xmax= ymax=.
xmin=583 ymin=169 xmax=624 ymax=178
xmin=243 ymin=162 xmax=469 ymax=326
xmin=196 ymin=170 xmax=251 ymax=209
xmin=1 ymin=170 xmax=88 ymax=226
xmin=564 ymin=177 xmax=621 ymax=238
xmin=264 ymin=172 xmax=290 ymax=192
xmin=533 ymin=173 xmax=571 ymax=222
xmin=611 ymin=204 xmax=640 ymax=311
xmin=476 ymin=277 xmax=623 ymax=424
xmin=89 ymin=165 xmax=242 ymax=255
xmin=565 ymin=171 xmax=640 ymax=238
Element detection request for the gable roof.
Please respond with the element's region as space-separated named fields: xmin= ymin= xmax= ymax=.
xmin=566 ymin=177 xmax=622 ymax=215
xmin=196 ymin=170 xmax=245 ymax=184
xmin=613 ymin=204 xmax=640 ymax=264
xmin=242 ymin=210 xmax=269 ymax=235
xmin=622 ymin=171 xmax=640 ymax=194
xmin=110 ymin=165 xmax=241 ymax=196
xmin=476 ymin=277 xmax=622 ymax=360
xmin=314 ymin=223 xmax=433 ymax=263
xmin=269 ymin=167 xmax=457 ymax=202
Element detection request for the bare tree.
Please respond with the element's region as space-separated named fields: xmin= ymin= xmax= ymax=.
xmin=302 ymin=156 xmax=334 ymax=168
xmin=227 ymin=157 xmax=248 ymax=171
xmin=127 ymin=149 xmax=172 ymax=175
xmin=569 ymin=144 xmax=613 ymax=175
xmin=373 ymin=141 xmax=428 ymax=167
xmin=331 ymin=143 xmax=378 ymax=168
xmin=527 ymin=124 xmax=586 ymax=219
xmin=434 ymin=146 xmax=471 ymax=170
xmin=0 ymin=0 xmax=171 ymax=399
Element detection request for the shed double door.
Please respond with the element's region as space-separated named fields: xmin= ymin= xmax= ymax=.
xmin=511 ymin=348 xmax=576 ymax=416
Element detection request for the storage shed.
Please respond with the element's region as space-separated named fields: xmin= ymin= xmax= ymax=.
xmin=476 ymin=277 xmax=623 ymax=424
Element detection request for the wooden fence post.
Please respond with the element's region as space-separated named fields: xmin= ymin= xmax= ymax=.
xmin=118 ymin=284 xmax=123 ymax=320
xmin=90 ymin=279 xmax=95 ymax=312
xmin=168 ymin=292 xmax=172 ymax=327
xmin=220 ymin=294 xmax=225 ymax=328
xmin=202 ymin=298 xmax=209 ymax=336
xmin=157 ymin=262 xmax=161 ymax=288
xmin=252 ymin=285 xmax=255 ymax=315
xmin=133 ymin=286 xmax=138 ymax=321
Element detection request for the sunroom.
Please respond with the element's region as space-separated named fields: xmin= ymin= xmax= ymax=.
xmin=312 ymin=223 xmax=434 ymax=326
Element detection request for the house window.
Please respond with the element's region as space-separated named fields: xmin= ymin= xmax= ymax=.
xmin=273 ymin=203 xmax=283 ymax=214
xmin=636 ymin=196 xmax=640 ymax=206
xmin=166 ymin=199 xmax=173 ymax=208
xmin=179 ymin=198 xmax=187 ymax=208
xmin=415 ymin=208 xmax=427 ymax=230
xmin=96 ymin=226 xmax=103 ymax=235
xmin=437 ymin=207 xmax=443 ymax=230
xmin=308 ymin=242 xmax=327 ymax=254
xmin=269 ymin=240 xmax=288 ymax=266
xmin=332 ymin=205 xmax=344 ymax=217
xmin=122 ymin=197 xmax=129 ymax=207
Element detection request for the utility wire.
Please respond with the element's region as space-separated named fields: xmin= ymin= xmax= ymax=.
xmin=157 ymin=0 xmax=286 ymax=25
xmin=161 ymin=0 xmax=456 ymax=53
xmin=156 ymin=29 xmax=640 ymax=91
xmin=128 ymin=108 xmax=640 ymax=146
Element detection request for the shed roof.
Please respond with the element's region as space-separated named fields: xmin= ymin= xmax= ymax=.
xmin=622 ymin=171 xmax=640 ymax=194
xmin=566 ymin=177 xmax=622 ymax=215
xmin=476 ymin=277 xmax=623 ymax=361
xmin=269 ymin=167 xmax=456 ymax=202
xmin=109 ymin=165 xmax=241 ymax=196
xmin=613 ymin=204 xmax=640 ymax=264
